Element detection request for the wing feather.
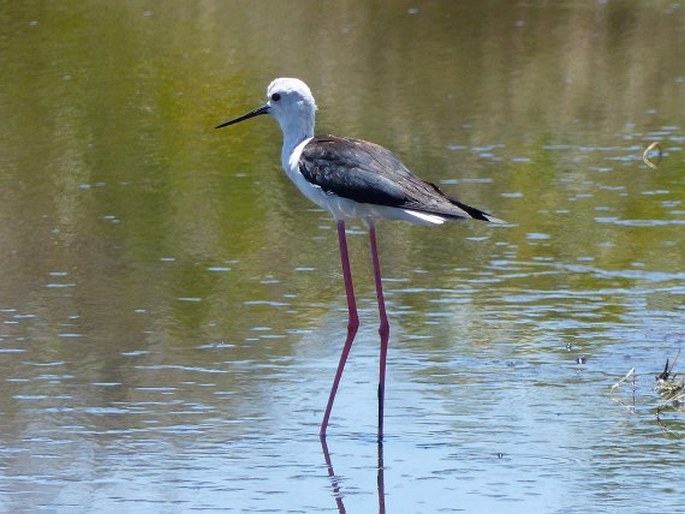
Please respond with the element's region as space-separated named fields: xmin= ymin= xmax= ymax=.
xmin=298 ymin=136 xmax=494 ymax=221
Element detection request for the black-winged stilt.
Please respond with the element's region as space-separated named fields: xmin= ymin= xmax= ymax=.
xmin=216 ymin=78 xmax=501 ymax=440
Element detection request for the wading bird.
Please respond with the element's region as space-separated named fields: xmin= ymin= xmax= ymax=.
xmin=216 ymin=78 xmax=501 ymax=440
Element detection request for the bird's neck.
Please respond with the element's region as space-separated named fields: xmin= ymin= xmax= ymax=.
xmin=278 ymin=115 xmax=314 ymax=169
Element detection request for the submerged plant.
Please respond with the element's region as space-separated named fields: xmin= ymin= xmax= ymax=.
xmin=655 ymin=353 xmax=684 ymax=408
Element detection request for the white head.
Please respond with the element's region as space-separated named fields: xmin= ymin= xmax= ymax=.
xmin=216 ymin=77 xmax=317 ymax=142
xmin=265 ymin=78 xmax=317 ymax=134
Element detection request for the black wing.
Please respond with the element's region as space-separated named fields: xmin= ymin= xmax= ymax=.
xmin=298 ymin=135 xmax=494 ymax=221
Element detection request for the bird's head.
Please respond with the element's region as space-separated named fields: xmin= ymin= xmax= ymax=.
xmin=216 ymin=77 xmax=317 ymax=139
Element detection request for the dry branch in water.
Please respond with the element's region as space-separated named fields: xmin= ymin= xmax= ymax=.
xmin=642 ymin=141 xmax=662 ymax=170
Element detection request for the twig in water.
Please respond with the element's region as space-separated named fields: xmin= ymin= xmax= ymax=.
xmin=610 ymin=368 xmax=637 ymax=413
xmin=642 ymin=141 xmax=662 ymax=170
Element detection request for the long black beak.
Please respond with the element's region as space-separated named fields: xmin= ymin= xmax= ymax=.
xmin=215 ymin=104 xmax=270 ymax=129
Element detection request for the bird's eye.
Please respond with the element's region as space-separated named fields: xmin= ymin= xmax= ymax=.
xmin=271 ymin=93 xmax=281 ymax=102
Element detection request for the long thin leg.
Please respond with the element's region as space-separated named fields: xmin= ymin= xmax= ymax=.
xmin=368 ymin=222 xmax=390 ymax=442
xmin=320 ymin=220 xmax=359 ymax=438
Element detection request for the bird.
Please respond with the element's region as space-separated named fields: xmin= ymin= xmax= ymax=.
xmin=216 ymin=78 xmax=502 ymax=441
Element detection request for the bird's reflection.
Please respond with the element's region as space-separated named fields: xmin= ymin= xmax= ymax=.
xmin=376 ymin=441 xmax=386 ymax=514
xmin=320 ymin=437 xmax=386 ymax=514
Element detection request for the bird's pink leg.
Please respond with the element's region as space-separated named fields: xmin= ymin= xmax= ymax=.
xmin=368 ymin=222 xmax=390 ymax=442
xmin=320 ymin=220 xmax=359 ymax=438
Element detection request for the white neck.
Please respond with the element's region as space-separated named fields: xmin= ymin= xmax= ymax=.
xmin=277 ymin=113 xmax=315 ymax=169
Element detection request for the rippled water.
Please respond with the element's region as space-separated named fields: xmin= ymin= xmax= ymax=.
xmin=2 ymin=1 xmax=685 ymax=513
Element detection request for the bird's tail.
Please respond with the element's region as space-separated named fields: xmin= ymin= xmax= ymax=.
xmin=448 ymin=196 xmax=506 ymax=224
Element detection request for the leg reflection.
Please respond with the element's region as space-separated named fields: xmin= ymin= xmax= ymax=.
xmin=377 ymin=441 xmax=386 ymax=514
xmin=320 ymin=437 xmax=386 ymax=514
xmin=320 ymin=436 xmax=346 ymax=514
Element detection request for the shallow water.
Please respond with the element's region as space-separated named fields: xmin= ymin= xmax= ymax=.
xmin=1 ymin=1 xmax=685 ymax=512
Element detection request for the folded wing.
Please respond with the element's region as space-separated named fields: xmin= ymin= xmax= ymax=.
xmin=299 ymin=135 xmax=498 ymax=222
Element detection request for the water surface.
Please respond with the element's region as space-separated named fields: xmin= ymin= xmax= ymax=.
xmin=1 ymin=1 xmax=684 ymax=512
